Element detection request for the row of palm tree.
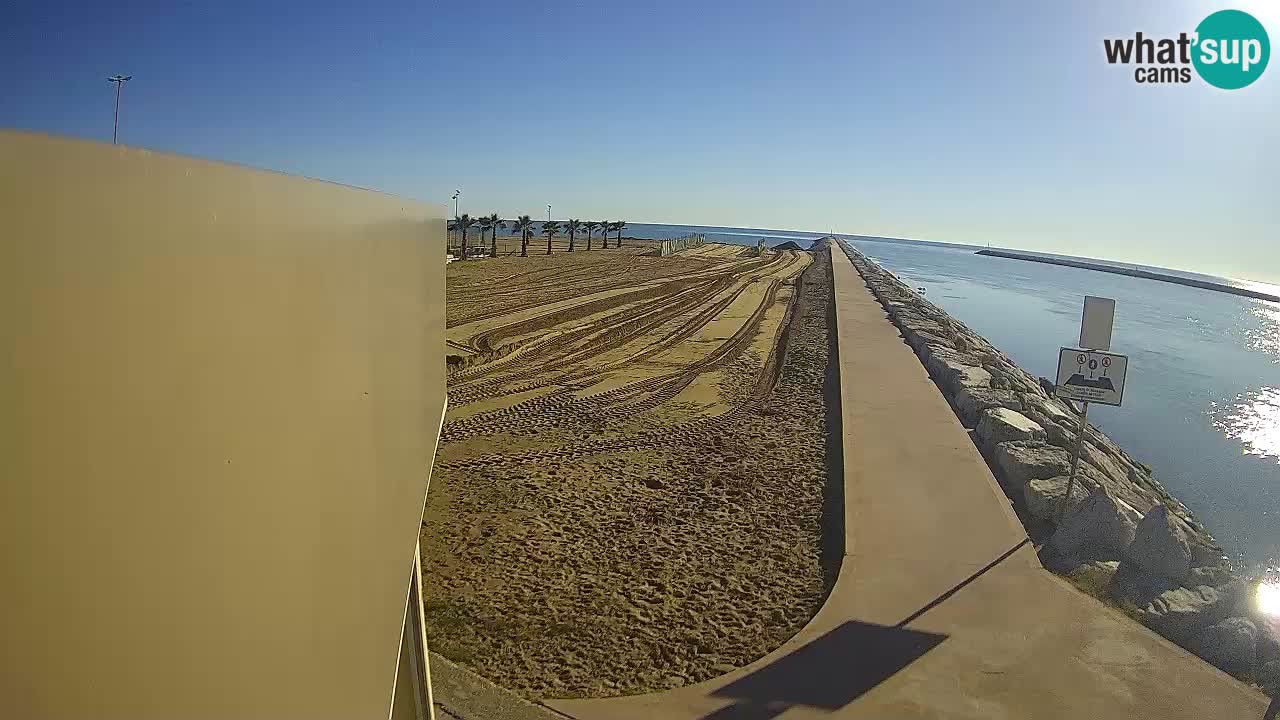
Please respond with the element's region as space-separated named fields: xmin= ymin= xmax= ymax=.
xmin=449 ymin=214 xmax=627 ymax=258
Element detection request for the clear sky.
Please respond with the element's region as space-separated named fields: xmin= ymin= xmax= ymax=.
xmin=3 ymin=1 xmax=1277 ymax=283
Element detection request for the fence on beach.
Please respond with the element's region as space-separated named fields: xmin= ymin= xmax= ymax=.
xmin=659 ymin=233 xmax=706 ymax=256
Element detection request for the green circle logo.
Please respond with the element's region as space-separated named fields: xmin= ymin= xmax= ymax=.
xmin=1193 ymin=10 xmax=1270 ymax=89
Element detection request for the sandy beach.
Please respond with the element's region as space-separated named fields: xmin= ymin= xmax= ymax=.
xmin=422 ymin=241 xmax=837 ymax=697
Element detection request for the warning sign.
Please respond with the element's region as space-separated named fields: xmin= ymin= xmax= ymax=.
xmin=1055 ymin=347 xmax=1127 ymax=406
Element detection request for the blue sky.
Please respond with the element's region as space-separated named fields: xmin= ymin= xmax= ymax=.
xmin=4 ymin=1 xmax=1277 ymax=283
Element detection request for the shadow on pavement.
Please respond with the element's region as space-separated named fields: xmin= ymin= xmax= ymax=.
xmin=702 ymin=538 xmax=1031 ymax=719
xmin=702 ymin=619 xmax=946 ymax=720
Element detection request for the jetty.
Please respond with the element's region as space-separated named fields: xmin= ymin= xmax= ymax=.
xmin=975 ymin=249 xmax=1279 ymax=303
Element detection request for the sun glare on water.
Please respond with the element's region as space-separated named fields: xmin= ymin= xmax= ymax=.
xmin=1245 ymin=303 xmax=1280 ymax=359
xmin=1212 ymin=387 xmax=1280 ymax=463
xmin=1257 ymin=582 xmax=1280 ymax=617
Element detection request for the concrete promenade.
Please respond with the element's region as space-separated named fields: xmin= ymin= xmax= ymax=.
xmin=546 ymin=241 xmax=1266 ymax=719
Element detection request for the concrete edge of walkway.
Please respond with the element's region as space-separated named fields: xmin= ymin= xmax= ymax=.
xmin=429 ymin=652 xmax=571 ymax=720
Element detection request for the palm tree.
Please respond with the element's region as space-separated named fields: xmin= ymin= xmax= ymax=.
xmin=486 ymin=213 xmax=505 ymax=257
xmin=565 ymin=219 xmax=582 ymax=252
xmin=543 ymin=221 xmax=560 ymax=255
xmin=584 ymin=221 xmax=600 ymax=250
xmin=453 ymin=214 xmax=476 ymax=258
xmin=513 ymin=215 xmax=534 ymax=257
xmin=476 ymin=216 xmax=493 ymax=257
xmin=611 ymin=221 xmax=627 ymax=247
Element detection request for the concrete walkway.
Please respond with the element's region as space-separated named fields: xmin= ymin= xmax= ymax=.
xmin=430 ymin=652 xmax=567 ymax=720
xmin=546 ymin=241 xmax=1267 ymax=719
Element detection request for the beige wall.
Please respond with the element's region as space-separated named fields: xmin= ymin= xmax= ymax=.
xmin=0 ymin=131 xmax=445 ymax=719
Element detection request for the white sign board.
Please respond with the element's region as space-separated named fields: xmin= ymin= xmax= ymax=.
xmin=1056 ymin=347 xmax=1127 ymax=406
xmin=1080 ymin=296 xmax=1115 ymax=351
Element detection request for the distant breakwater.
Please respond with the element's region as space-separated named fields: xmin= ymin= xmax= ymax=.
xmin=975 ymin=249 xmax=1279 ymax=303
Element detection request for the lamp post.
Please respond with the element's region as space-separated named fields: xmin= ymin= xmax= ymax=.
xmin=107 ymin=75 xmax=132 ymax=145
xmin=451 ymin=190 xmax=460 ymax=253
xmin=547 ymin=204 xmax=551 ymax=222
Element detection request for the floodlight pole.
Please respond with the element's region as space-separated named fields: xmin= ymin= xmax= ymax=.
xmin=108 ymin=75 xmax=132 ymax=145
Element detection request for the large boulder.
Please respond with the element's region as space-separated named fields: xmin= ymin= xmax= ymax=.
xmin=977 ymin=408 xmax=1045 ymax=450
xmin=1025 ymin=395 xmax=1077 ymax=428
xmin=1188 ymin=617 xmax=1258 ymax=674
xmin=1012 ymin=373 xmax=1045 ymax=396
xmin=946 ymin=363 xmax=993 ymax=393
xmin=1039 ymin=545 xmax=1086 ymax=574
xmin=1081 ymin=441 xmax=1133 ymax=489
xmin=1041 ymin=422 xmax=1075 ymax=451
xmin=1047 ymin=492 xmax=1140 ymax=562
xmin=1075 ymin=465 xmax=1157 ymax=524
xmin=953 ymin=387 xmax=1023 ymax=427
xmin=1087 ymin=428 xmax=1137 ymax=466
xmin=1257 ymin=620 xmax=1280 ymax=666
xmin=1066 ymin=560 xmax=1121 ymax=595
xmin=901 ymin=321 xmax=951 ymax=347
xmin=1030 ymin=418 xmax=1115 ymax=461
xmin=1126 ymin=463 xmax=1159 ymax=493
xmin=1023 ymin=407 xmax=1073 ymax=450
xmin=921 ymin=345 xmax=964 ymax=379
xmin=1189 ymin=538 xmax=1227 ymax=568
xmin=928 ymin=355 xmax=992 ymax=394
xmin=1118 ymin=579 xmax=1244 ymax=640
xmin=906 ymin=330 xmax=952 ymax=356
xmin=1188 ymin=561 xmax=1236 ymax=588
xmin=994 ymin=440 xmax=1072 ymax=490
xmin=1258 ymin=659 xmax=1280 ymax=693
xmin=1124 ymin=505 xmax=1192 ymax=584
xmin=1024 ymin=476 xmax=1090 ymax=522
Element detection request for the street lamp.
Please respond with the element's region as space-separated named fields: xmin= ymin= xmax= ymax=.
xmin=547 ymin=204 xmax=552 ymax=222
xmin=107 ymin=75 xmax=132 ymax=145
xmin=450 ymin=190 xmax=461 ymax=254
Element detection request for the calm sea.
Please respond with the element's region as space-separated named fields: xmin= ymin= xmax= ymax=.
xmin=630 ymin=223 xmax=1280 ymax=571
xmin=625 ymin=222 xmax=824 ymax=246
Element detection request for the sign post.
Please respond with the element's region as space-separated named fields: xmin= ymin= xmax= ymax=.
xmin=1054 ymin=297 xmax=1126 ymax=521
xmin=1079 ymin=296 xmax=1115 ymax=351
xmin=1058 ymin=401 xmax=1090 ymax=523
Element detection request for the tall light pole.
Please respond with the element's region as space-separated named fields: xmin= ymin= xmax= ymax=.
xmin=107 ymin=75 xmax=132 ymax=145
xmin=547 ymin=204 xmax=552 ymax=222
xmin=450 ymin=190 xmax=460 ymax=254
